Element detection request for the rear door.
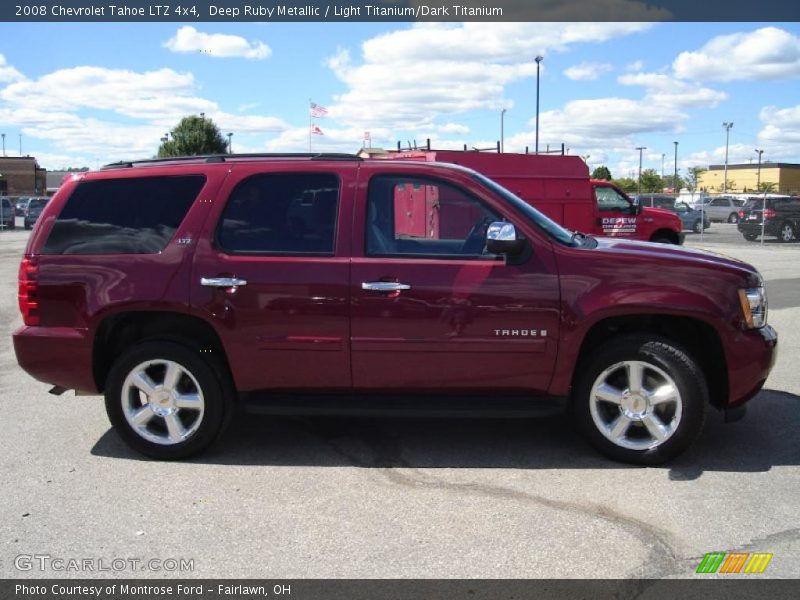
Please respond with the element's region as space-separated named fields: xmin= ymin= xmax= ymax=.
xmin=349 ymin=167 xmax=560 ymax=393
xmin=191 ymin=162 xmax=355 ymax=392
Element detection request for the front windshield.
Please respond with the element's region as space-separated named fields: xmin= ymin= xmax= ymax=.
xmin=675 ymin=201 xmax=691 ymax=212
xmin=471 ymin=172 xmax=577 ymax=246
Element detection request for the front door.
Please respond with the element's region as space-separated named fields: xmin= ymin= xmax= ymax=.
xmin=350 ymin=171 xmax=560 ymax=393
xmin=594 ymin=184 xmax=638 ymax=238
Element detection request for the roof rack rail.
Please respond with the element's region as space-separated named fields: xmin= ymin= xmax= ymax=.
xmin=101 ymin=153 xmax=362 ymax=169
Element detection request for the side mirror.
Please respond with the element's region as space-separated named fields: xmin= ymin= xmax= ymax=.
xmin=486 ymin=222 xmax=525 ymax=256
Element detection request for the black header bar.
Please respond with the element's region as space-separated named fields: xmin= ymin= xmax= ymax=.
xmin=3 ymin=0 xmax=800 ymax=22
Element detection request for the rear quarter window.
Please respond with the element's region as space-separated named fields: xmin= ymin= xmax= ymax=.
xmin=43 ymin=175 xmax=205 ymax=255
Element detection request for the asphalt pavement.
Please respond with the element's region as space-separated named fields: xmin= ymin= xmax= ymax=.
xmin=0 ymin=222 xmax=797 ymax=579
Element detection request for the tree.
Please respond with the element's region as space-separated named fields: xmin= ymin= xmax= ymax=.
xmin=639 ymin=168 xmax=663 ymax=193
xmin=662 ymin=173 xmax=685 ymax=192
xmin=591 ymin=166 xmax=612 ymax=180
xmin=158 ymin=115 xmax=229 ymax=157
xmin=686 ymin=167 xmax=706 ymax=191
xmin=758 ymin=181 xmax=777 ymax=193
xmin=613 ymin=177 xmax=638 ymax=193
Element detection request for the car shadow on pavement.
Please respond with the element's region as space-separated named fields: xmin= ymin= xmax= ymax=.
xmin=91 ymin=389 xmax=799 ymax=477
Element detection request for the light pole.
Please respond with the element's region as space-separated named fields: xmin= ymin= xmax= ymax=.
xmin=673 ymin=141 xmax=678 ymax=196
xmin=535 ymin=56 xmax=543 ymax=154
xmin=500 ymin=108 xmax=506 ymax=153
xmin=636 ymin=146 xmax=646 ymax=195
xmin=227 ymin=132 xmax=233 ymax=154
xmin=754 ymin=148 xmax=764 ymax=191
xmin=1 ymin=133 xmax=5 ymax=156
xmin=18 ymin=133 xmax=22 ymax=156
xmin=722 ymin=122 xmax=733 ymax=193
xmin=661 ymin=153 xmax=665 ymax=180
xmin=755 ymin=148 xmax=766 ymax=246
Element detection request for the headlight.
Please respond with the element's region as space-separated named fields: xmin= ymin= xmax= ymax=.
xmin=739 ymin=287 xmax=768 ymax=328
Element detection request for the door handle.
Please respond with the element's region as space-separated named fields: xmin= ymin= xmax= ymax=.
xmin=362 ymin=281 xmax=411 ymax=292
xmin=201 ymin=277 xmax=248 ymax=288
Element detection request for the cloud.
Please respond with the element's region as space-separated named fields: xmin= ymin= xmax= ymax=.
xmin=0 ymin=66 xmax=216 ymax=122
xmin=618 ymin=71 xmax=726 ymax=108
xmin=164 ymin=26 xmax=271 ymax=59
xmin=673 ymin=27 xmax=800 ymax=82
xmin=264 ymin=125 xmax=393 ymax=153
xmin=626 ymin=60 xmax=645 ymax=72
xmin=0 ymin=64 xmax=289 ymax=167
xmin=437 ymin=123 xmax=470 ymax=135
xmin=326 ymin=23 xmax=651 ymax=130
xmin=564 ymin=62 xmax=612 ymax=81
xmin=0 ymin=54 xmax=24 ymax=83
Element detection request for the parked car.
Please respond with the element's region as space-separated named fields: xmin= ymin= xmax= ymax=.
xmin=691 ymin=196 xmax=746 ymax=223
xmin=13 ymin=154 xmax=777 ymax=465
xmin=737 ymin=196 xmax=800 ymax=242
xmin=0 ymin=197 xmax=15 ymax=229
xmin=632 ymin=194 xmax=710 ymax=233
xmin=15 ymin=197 xmax=31 ymax=217
xmin=23 ymin=197 xmax=50 ymax=230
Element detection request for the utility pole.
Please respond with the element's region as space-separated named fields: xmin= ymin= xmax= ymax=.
xmin=636 ymin=146 xmax=646 ymax=194
xmin=722 ymin=122 xmax=733 ymax=192
xmin=754 ymin=148 xmax=764 ymax=191
xmin=673 ymin=141 xmax=679 ymax=196
xmin=1 ymin=133 xmax=5 ymax=156
xmin=661 ymin=153 xmax=665 ymax=180
xmin=535 ymin=56 xmax=543 ymax=154
xmin=500 ymin=109 xmax=506 ymax=153
xmin=227 ymin=132 xmax=233 ymax=154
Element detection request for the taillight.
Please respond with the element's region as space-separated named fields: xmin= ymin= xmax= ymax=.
xmin=18 ymin=257 xmax=39 ymax=326
xmin=763 ymin=208 xmax=776 ymax=219
xmin=739 ymin=210 xmax=745 ymax=219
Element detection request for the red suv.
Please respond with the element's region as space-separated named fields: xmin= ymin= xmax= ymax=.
xmin=13 ymin=155 xmax=777 ymax=464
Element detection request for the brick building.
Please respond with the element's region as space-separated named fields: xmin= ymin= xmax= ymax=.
xmin=0 ymin=156 xmax=47 ymax=196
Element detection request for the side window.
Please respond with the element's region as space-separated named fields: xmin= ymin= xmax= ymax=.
xmin=366 ymin=176 xmax=500 ymax=258
xmin=218 ymin=172 xmax=338 ymax=254
xmin=43 ymin=175 xmax=205 ymax=255
xmin=595 ymin=186 xmax=633 ymax=212
xmin=710 ymin=198 xmax=727 ymax=207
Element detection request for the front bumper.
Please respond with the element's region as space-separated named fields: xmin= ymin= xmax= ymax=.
xmin=725 ymin=324 xmax=778 ymax=408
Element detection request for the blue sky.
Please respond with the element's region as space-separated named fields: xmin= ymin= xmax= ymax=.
xmin=0 ymin=21 xmax=799 ymax=179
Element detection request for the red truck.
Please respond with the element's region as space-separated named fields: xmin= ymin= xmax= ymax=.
xmin=376 ymin=150 xmax=683 ymax=244
xmin=14 ymin=154 xmax=775 ymax=464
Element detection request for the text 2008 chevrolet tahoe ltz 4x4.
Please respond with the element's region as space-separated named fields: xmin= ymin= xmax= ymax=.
xmin=13 ymin=154 xmax=777 ymax=464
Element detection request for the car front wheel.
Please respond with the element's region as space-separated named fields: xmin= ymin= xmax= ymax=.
xmin=574 ymin=336 xmax=707 ymax=464
xmin=104 ymin=341 xmax=232 ymax=460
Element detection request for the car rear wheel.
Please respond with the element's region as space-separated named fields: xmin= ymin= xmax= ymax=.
xmin=743 ymin=233 xmax=758 ymax=241
xmin=574 ymin=336 xmax=707 ymax=465
xmin=728 ymin=213 xmax=739 ymax=224
xmin=779 ymin=222 xmax=796 ymax=242
xmin=692 ymin=220 xmax=703 ymax=234
xmin=104 ymin=341 xmax=232 ymax=460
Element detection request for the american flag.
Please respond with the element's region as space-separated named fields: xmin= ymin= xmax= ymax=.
xmin=363 ymin=131 xmax=371 ymax=141
xmin=310 ymin=124 xmax=324 ymax=136
xmin=309 ymin=102 xmax=328 ymax=118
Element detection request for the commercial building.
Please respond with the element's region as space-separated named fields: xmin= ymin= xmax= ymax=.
xmin=0 ymin=156 xmax=47 ymax=196
xmin=698 ymin=162 xmax=800 ymax=194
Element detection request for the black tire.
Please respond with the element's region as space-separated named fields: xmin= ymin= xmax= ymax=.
xmin=104 ymin=340 xmax=233 ymax=460
xmin=779 ymin=221 xmax=796 ymax=243
xmin=573 ymin=335 xmax=707 ymax=465
xmin=650 ymin=236 xmax=673 ymax=244
xmin=743 ymin=233 xmax=757 ymax=241
xmin=728 ymin=213 xmax=739 ymax=224
xmin=24 ymin=222 xmax=31 ymax=230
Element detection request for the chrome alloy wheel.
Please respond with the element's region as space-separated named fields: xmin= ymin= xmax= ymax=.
xmin=121 ymin=359 xmax=205 ymax=446
xmin=588 ymin=360 xmax=683 ymax=451
xmin=780 ymin=223 xmax=794 ymax=242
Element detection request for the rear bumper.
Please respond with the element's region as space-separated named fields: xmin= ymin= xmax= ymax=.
xmin=725 ymin=324 xmax=777 ymax=408
xmin=738 ymin=221 xmax=777 ymax=237
xmin=13 ymin=326 xmax=98 ymax=394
